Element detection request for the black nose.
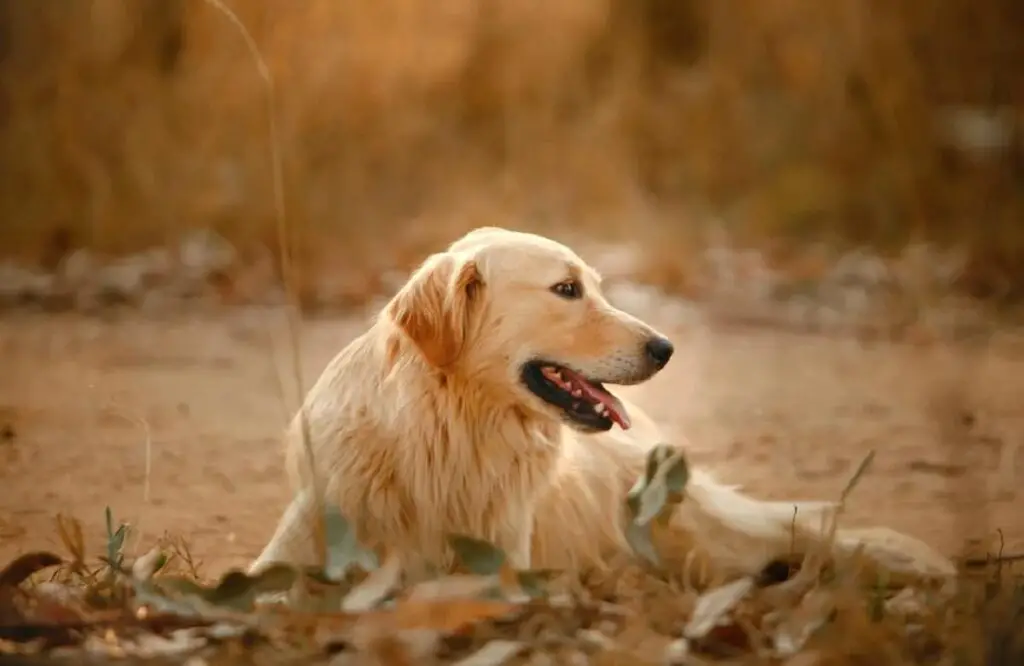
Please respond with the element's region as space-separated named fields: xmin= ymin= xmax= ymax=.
xmin=645 ymin=336 xmax=674 ymax=369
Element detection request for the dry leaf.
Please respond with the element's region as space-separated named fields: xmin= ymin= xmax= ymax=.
xmin=452 ymin=640 xmax=527 ymax=666
xmin=684 ymin=577 xmax=755 ymax=639
xmin=312 ymin=598 xmax=519 ymax=653
xmin=360 ymin=598 xmax=520 ymax=631
xmin=55 ymin=515 xmax=85 ymax=571
xmin=342 ymin=552 xmax=403 ymax=612
xmin=772 ymin=588 xmax=835 ymax=657
xmin=406 ymin=574 xmax=501 ymax=602
xmin=131 ymin=548 xmax=167 ymax=582
xmin=449 ymin=535 xmax=507 ymax=575
xmin=384 ymin=598 xmax=520 ymax=633
xmin=663 ymin=638 xmax=690 ymax=664
xmin=0 ymin=552 xmax=63 ymax=588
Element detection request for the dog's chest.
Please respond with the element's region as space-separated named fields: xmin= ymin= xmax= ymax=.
xmin=400 ymin=428 xmax=559 ymax=543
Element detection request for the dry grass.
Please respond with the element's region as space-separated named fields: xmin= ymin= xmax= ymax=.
xmin=1 ymin=450 xmax=1022 ymax=666
xmin=1 ymin=5 xmax=1023 ymax=662
xmin=1 ymin=0 xmax=1023 ymax=301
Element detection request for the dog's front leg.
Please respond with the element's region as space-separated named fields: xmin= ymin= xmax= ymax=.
xmin=249 ymin=487 xmax=324 ymax=575
xmin=509 ymin=527 xmax=533 ymax=570
xmin=494 ymin=508 xmax=535 ymax=571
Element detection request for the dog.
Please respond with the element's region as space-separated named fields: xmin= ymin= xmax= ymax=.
xmin=251 ymin=227 xmax=956 ymax=586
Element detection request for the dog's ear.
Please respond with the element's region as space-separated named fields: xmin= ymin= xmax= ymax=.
xmin=387 ymin=252 xmax=482 ymax=369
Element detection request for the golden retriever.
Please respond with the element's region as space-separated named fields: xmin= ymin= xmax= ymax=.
xmin=251 ymin=227 xmax=956 ymax=586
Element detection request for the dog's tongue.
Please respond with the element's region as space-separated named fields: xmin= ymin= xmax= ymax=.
xmin=562 ymin=368 xmax=632 ymax=430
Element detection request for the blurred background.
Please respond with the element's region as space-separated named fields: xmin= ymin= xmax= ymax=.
xmin=1 ymin=1 xmax=1024 ymax=573
xmin=2 ymin=0 xmax=1023 ymax=316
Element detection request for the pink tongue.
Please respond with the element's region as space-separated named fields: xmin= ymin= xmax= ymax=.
xmin=561 ymin=368 xmax=632 ymax=430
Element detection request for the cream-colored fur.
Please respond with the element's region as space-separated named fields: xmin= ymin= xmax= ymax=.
xmin=251 ymin=227 xmax=956 ymax=586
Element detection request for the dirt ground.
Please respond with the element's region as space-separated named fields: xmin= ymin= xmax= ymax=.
xmin=1 ymin=304 xmax=1023 ymax=576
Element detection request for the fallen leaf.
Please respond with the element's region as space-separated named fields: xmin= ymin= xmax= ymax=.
xmin=383 ymin=598 xmax=520 ymax=633
xmin=701 ymin=622 xmax=754 ymax=655
xmin=137 ymin=564 xmax=297 ymax=615
xmin=0 ymin=552 xmax=63 ymax=588
xmin=453 ymin=640 xmax=526 ymax=666
xmin=131 ymin=548 xmax=167 ymax=582
xmin=772 ymin=588 xmax=836 ymax=657
xmin=664 ymin=637 xmax=690 ymax=663
xmin=405 ymin=574 xmax=501 ymax=602
xmin=684 ymin=577 xmax=755 ymax=639
xmin=201 ymin=565 xmax=298 ymax=610
xmin=515 ymin=569 xmax=559 ymax=598
xmin=448 ymin=535 xmax=507 ymax=575
xmin=342 ymin=552 xmax=403 ymax=612
xmin=123 ymin=629 xmax=208 ymax=658
xmin=132 ymin=580 xmax=211 ymax=618
xmin=309 ymin=598 xmax=520 ymax=650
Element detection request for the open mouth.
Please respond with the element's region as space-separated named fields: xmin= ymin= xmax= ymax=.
xmin=521 ymin=361 xmax=631 ymax=431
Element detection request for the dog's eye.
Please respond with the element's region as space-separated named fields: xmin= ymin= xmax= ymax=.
xmin=551 ymin=279 xmax=583 ymax=300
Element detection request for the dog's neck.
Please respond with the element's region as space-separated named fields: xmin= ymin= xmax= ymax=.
xmin=370 ymin=324 xmax=564 ymax=459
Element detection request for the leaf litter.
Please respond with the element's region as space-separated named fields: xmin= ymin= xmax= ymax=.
xmin=0 ymin=449 xmax=1020 ymax=665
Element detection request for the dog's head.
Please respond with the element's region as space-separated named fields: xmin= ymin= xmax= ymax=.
xmin=385 ymin=227 xmax=674 ymax=433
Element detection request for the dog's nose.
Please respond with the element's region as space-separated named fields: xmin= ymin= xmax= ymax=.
xmin=644 ymin=336 xmax=674 ymax=369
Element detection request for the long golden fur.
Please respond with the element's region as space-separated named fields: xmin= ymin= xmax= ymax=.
xmin=251 ymin=227 xmax=956 ymax=586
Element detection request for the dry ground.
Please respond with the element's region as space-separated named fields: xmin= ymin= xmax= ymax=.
xmin=1 ymin=303 xmax=1023 ymax=576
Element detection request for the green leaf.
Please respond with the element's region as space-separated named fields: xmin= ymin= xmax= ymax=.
xmin=204 ymin=565 xmax=297 ymax=610
xmin=323 ymin=505 xmax=379 ymax=581
xmin=626 ymin=447 xmax=664 ymax=516
xmin=104 ymin=506 xmax=130 ymax=573
xmin=644 ymin=447 xmax=662 ymax=487
xmin=132 ymin=580 xmax=207 ymax=617
xmin=634 ymin=478 xmax=669 ymax=525
xmin=144 ymin=564 xmax=298 ymax=613
xmin=623 ymin=445 xmax=691 ymax=567
xmin=624 ymin=521 xmax=661 ymax=567
xmin=627 ymin=445 xmax=690 ymax=526
xmin=626 ymin=476 xmax=645 ymax=516
xmin=448 ymin=534 xmax=507 ymax=575
xmin=515 ymin=569 xmax=559 ymax=598
xmin=662 ymin=449 xmax=690 ymax=494
xmin=153 ymin=576 xmax=208 ymax=598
